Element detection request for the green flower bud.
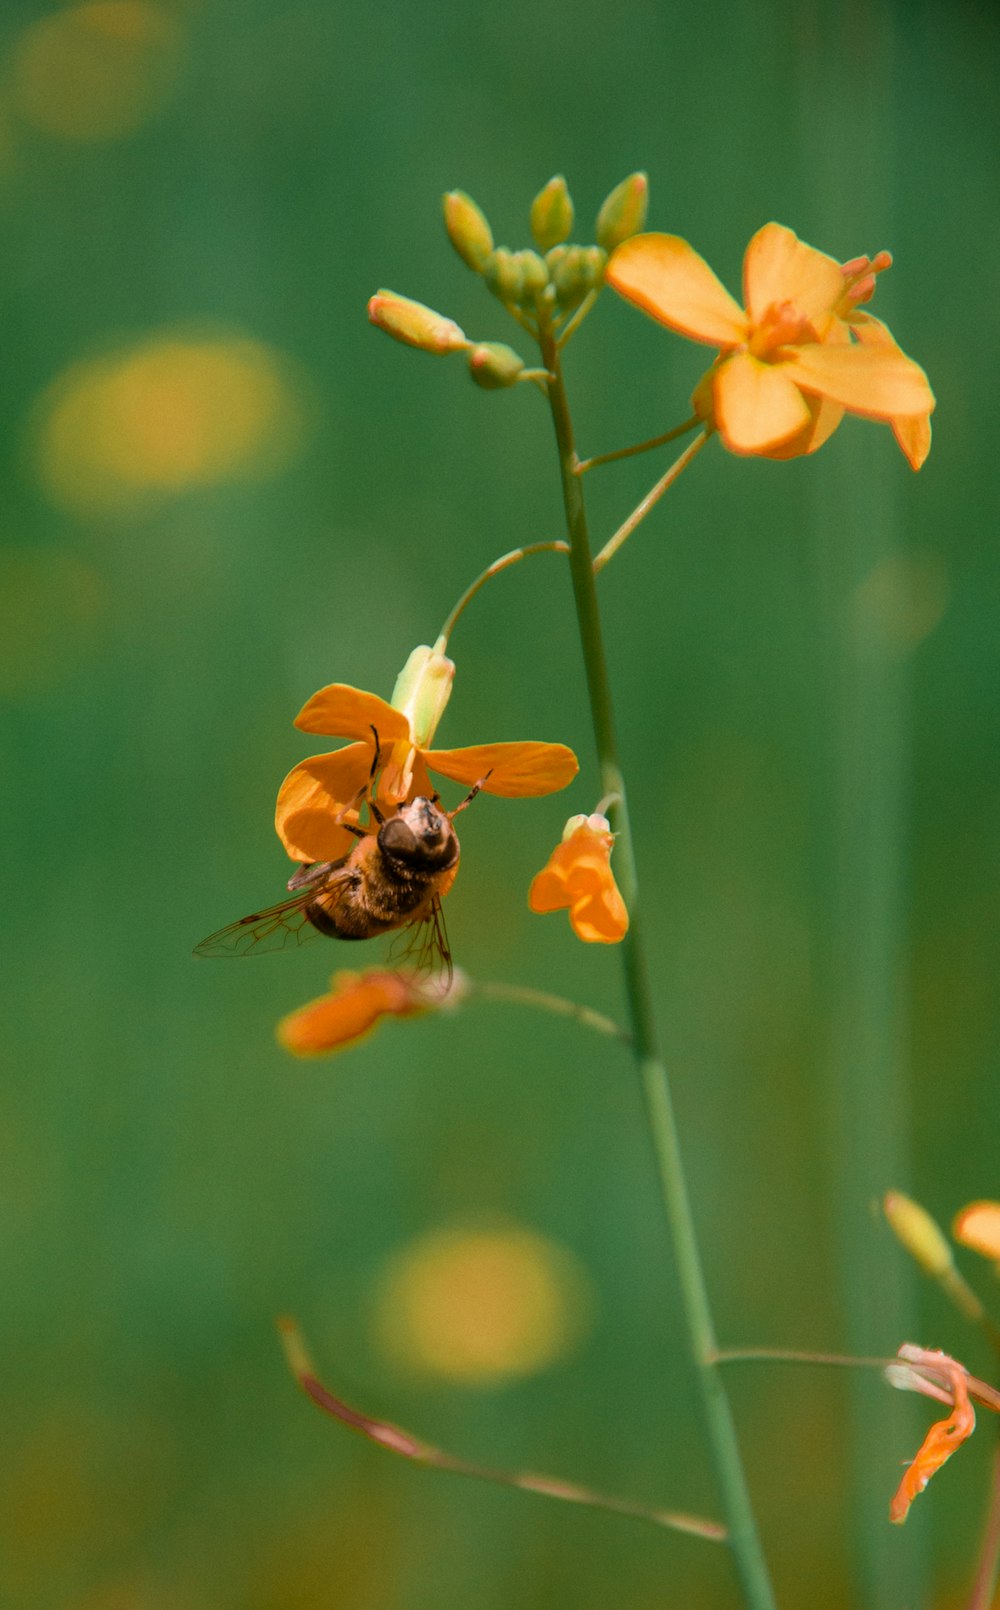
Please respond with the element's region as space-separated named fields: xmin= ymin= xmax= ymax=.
xmin=883 ymin=1192 xmax=954 ymax=1279
xmin=483 ymin=248 xmax=524 ymax=305
xmin=390 ymin=643 xmax=455 ymax=748
xmin=367 ymin=290 xmax=469 ymax=354
xmin=595 ymin=172 xmax=649 ymax=252
xmin=443 ymin=190 xmax=494 ymax=271
xmin=512 ymin=248 xmax=549 ymax=305
xmin=530 ymin=175 xmax=574 ymax=251
xmin=551 ymin=245 xmax=607 ymax=312
xmin=468 ymin=342 xmax=525 ymax=389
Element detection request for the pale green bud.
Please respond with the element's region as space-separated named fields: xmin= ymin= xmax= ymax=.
xmin=367 ymin=290 xmax=469 ymax=354
xmin=552 ymin=245 xmax=607 ymax=311
xmin=883 ymin=1192 xmax=954 ymax=1278
xmin=530 ymin=176 xmax=574 ymax=251
xmin=483 ymin=248 xmax=524 ymax=305
xmin=595 ymin=172 xmax=649 ymax=252
xmin=468 ymin=342 xmax=525 ymax=389
xmin=443 ymin=190 xmax=494 ymax=271
xmin=390 ymin=642 xmax=455 ymax=748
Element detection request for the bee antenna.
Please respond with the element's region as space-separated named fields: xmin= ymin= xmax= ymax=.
xmin=450 ymin=770 xmax=492 ymax=818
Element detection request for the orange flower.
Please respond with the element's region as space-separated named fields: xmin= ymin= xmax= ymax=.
xmin=528 ymin=813 xmax=628 ymax=944
xmin=606 ymin=223 xmax=934 ymax=468
xmin=276 ymin=645 xmax=579 ymax=863
xmin=886 ymin=1345 xmax=976 ymax=1524
xmin=277 ymin=967 xmax=459 ymax=1057
xmin=953 ymin=1200 xmax=1000 ymax=1269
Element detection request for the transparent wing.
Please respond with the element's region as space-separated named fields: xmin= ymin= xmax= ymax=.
xmin=194 ymin=863 xmax=352 ymax=958
xmin=387 ymin=896 xmax=453 ymax=983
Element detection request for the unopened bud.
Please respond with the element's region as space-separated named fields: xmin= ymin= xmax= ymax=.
xmin=484 ymin=248 xmax=524 ymax=305
xmin=512 ymin=248 xmax=549 ymax=305
xmin=468 ymin=342 xmax=525 ymax=390
xmin=595 ymin=172 xmax=649 ymax=252
xmin=390 ymin=643 xmax=455 ymax=747
xmin=551 ymin=245 xmax=607 ymax=311
xmin=368 ymin=290 xmax=469 ymax=354
xmin=531 ymin=175 xmax=574 ymax=251
xmin=884 ymin=1191 xmax=954 ymax=1279
xmin=443 ymin=190 xmax=494 ymax=271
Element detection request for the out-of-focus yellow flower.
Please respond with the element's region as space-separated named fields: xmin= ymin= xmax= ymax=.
xmin=371 ymin=1225 xmax=594 ymax=1385
xmin=35 ymin=333 xmax=307 ymax=514
xmin=11 ymin=2 xmax=184 ymax=143
xmin=607 ymin=223 xmax=934 ymax=468
xmin=528 ymin=813 xmax=628 ymax=944
xmin=276 ymin=655 xmax=578 ymax=864
xmin=953 ymin=1201 xmax=1000 ymax=1269
xmin=277 ymin=968 xmax=455 ymax=1058
xmin=886 ymin=1345 xmax=975 ymax=1524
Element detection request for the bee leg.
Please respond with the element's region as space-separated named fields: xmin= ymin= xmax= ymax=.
xmin=366 ymin=724 xmax=387 ymax=825
xmin=449 ymin=769 xmax=493 ymax=818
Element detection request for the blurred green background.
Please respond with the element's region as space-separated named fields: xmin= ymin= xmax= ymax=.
xmin=2 ymin=1 xmax=997 ymax=1606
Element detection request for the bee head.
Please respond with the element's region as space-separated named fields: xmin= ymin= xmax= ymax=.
xmin=378 ymin=796 xmax=458 ymax=869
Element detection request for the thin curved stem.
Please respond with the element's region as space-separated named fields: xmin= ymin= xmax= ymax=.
xmin=577 ymin=415 xmax=701 ymax=475
xmin=536 ymin=318 xmax=777 ymax=1610
xmin=593 ymin=430 xmax=711 ymax=572
xmin=437 ymin=541 xmax=569 ymax=647
xmin=556 ymin=287 xmax=600 ymax=349
xmin=467 ymin=979 xmax=629 ymax=1043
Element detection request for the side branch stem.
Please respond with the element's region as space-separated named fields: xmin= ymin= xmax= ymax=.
xmin=593 ymin=430 xmax=710 ymax=572
xmin=577 ymin=415 xmax=701 ymax=475
xmin=537 ymin=323 xmax=776 ymax=1610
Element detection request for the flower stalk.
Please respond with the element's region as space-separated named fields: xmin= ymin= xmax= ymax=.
xmin=536 ymin=314 xmax=777 ymax=1610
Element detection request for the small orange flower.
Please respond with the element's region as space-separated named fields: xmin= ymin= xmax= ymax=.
xmin=528 ymin=813 xmax=628 ymax=944
xmin=606 ymin=223 xmax=934 ymax=468
xmin=277 ymin=967 xmax=459 ymax=1057
xmin=953 ymin=1200 xmax=1000 ymax=1269
xmin=886 ymin=1345 xmax=976 ymax=1524
xmin=276 ymin=646 xmax=579 ymax=864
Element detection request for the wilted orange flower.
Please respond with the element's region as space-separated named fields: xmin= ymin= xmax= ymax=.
xmin=278 ymin=967 xmax=459 ymax=1057
xmin=607 ymin=223 xmax=934 ymax=468
xmin=953 ymin=1200 xmax=1000 ymax=1268
xmin=528 ymin=813 xmax=628 ymax=943
xmin=276 ymin=647 xmax=579 ymax=864
xmin=886 ymin=1345 xmax=976 ymax=1524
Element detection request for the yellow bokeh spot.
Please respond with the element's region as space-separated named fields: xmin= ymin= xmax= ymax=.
xmin=0 ymin=548 xmax=106 ymax=695
xmin=371 ymin=1225 xmax=593 ymax=1387
xmin=10 ymin=2 xmax=184 ymax=142
xmin=35 ymin=333 xmax=308 ymax=514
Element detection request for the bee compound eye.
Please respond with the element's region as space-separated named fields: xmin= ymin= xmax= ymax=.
xmin=379 ymin=817 xmax=418 ymax=857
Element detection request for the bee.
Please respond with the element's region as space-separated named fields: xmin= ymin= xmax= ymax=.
xmin=194 ymin=731 xmax=487 ymax=978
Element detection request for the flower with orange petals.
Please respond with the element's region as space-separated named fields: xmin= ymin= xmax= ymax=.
xmin=885 ymin=1345 xmax=976 ymax=1524
xmin=606 ymin=223 xmax=934 ymax=468
xmin=953 ymin=1201 xmax=1000 ymax=1270
xmin=276 ymin=643 xmax=579 ymax=864
xmin=278 ymin=967 xmax=461 ymax=1058
xmin=528 ymin=813 xmax=628 ymax=944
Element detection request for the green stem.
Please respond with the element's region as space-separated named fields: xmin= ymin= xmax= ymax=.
xmin=536 ymin=320 xmax=776 ymax=1610
xmin=438 ymin=540 xmax=569 ymax=646
xmin=468 ymin=979 xmax=630 ymax=1044
xmin=593 ymin=430 xmax=711 ymax=573
xmin=577 ymin=415 xmax=701 ymax=475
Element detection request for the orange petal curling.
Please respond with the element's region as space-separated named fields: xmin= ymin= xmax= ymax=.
xmin=953 ymin=1201 xmax=1000 ymax=1266
xmin=426 ymin=741 xmax=579 ymax=797
xmin=887 ymin=1347 xmax=975 ymax=1524
xmin=278 ymin=968 xmax=454 ymax=1057
xmin=528 ymin=814 xmax=628 ymax=944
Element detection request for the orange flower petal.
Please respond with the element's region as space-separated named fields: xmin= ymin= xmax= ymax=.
xmin=713 ymin=352 xmax=812 ymax=453
xmin=278 ymin=969 xmax=427 ymax=1057
xmin=275 ymin=742 xmax=372 ymax=862
xmin=777 ymin=342 xmax=935 ymax=421
xmin=294 ymin=683 xmax=411 ymax=743
xmin=528 ymin=822 xmax=628 ymax=943
xmin=426 ymin=741 xmax=578 ymax=797
xmin=889 ymin=1369 xmax=975 ymax=1524
xmin=606 ymin=234 xmax=747 ymax=347
xmin=742 ymin=223 xmax=844 ymax=329
xmin=763 ymin=393 xmax=845 ymax=460
xmin=953 ymin=1201 xmax=1000 ymax=1263
xmin=850 ymin=312 xmax=933 ymax=468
